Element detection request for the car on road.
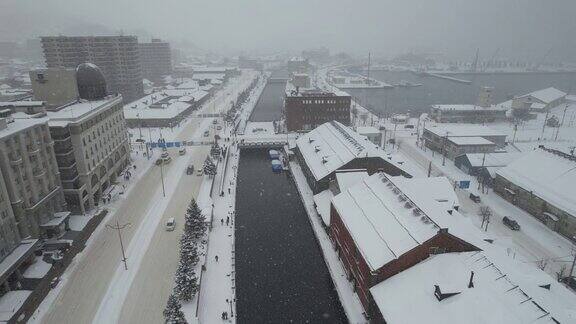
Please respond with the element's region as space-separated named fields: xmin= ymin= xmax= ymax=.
xmin=502 ymin=216 xmax=521 ymax=230
xmin=179 ymin=147 xmax=186 ymax=155
xmin=216 ymin=125 xmax=222 ymax=130
xmin=186 ymin=165 xmax=195 ymax=175
xmin=161 ymin=152 xmax=170 ymax=159
xmin=212 ymin=119 xmax=218 ymax=125
xmin=162 ymin=156 xmax=172 ymax=164
xmin=155 ymin=158 xmax=163 ymax=166
xmin=165 ymin=217 xmax=176 ymax=231
xmin=203 ymin=130 xmax=210 ymax=137
xmin=469 ymin=193 xmax=481 ymax=203
xmin=197 ymin=168 xmax=204 ymax=176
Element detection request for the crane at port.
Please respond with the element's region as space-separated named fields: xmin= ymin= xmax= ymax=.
xmin=470 ymin=48 xmax=480 ymax=72
xmin=482 ymin=48 xmax=500 ymax=72
xmin=532 ymin=47 xmax=553 ymax=72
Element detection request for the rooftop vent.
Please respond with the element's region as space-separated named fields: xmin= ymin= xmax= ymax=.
xmin=434 ymin=285 xmax=461 ymax=301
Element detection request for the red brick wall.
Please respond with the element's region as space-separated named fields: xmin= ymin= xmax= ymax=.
xmin=329 ymin=204 xmax=373 ymax=310
xmin=285 ymin=95 xmax=351 ymax=131
xmin=330 ymin=204 xmax=479 ymax=322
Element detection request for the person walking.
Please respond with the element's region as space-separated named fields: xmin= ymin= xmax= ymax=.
xmin=221 ymin=218 xmax=224 ymax=225
xmin=226 ymin=217 xmax=229 ymax=226
xmin=215 ymin=255 xmax=219 ymax=262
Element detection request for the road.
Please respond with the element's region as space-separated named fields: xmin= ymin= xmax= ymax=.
xmin=118 ymin=146 xmax=208 ymax=323
xmin=39 ymin=71 xmax=258 ymax=324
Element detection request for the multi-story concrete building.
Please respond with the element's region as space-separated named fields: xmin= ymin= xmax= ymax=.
xmin=138 ymin=39 xmax=172 ymax=82
xmin=284 ymin=84 xmax=351 ymax=131
xmin=40 ymin=36 xmax=144 ymax=102
xmin=29 ymin=67 xmax=79 ymax=108
xmin=0 ymin=116 xmax=66 ymax=238
xmin=0 ymin=171 xmax=21 ymax=259
xmin=47 ymin=93 xmax=130 ymax=214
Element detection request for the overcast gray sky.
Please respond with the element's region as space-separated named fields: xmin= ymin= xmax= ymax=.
xmin=2 ymin=0 xmax=576 ymax=60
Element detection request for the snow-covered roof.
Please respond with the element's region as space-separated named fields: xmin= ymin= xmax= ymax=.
xmin=0 ymin=290 xmax=32 ymax=321
xmin=447 ymin=136 xmax=495 ymax=146
xmin=46 ymin=95 xmax=121 ymax=127
xmin=392 ymin=176 xmax=460 ymax=210
xmin=462 ymin=152 xmax=522 ymax=168
xmin=425 ymin=124 xmax=506 ymax=138
xmin=192 ymin=73 xmax=225 ymax=81
xmin=432 ymin=104 xmax=507 ymax=111
xmin=331 ymin=173 xmax=466 ymax=270
xmin=295 ymin=121 xmax=385 ymax=181
xmin=519 ymin=87 xmax=566 ymax=104
xmin=370 ymin=251 xmax=576 ymax=324
xmin=123 ymin=88 xmax=207 ymax=120
xmin=355 ymin=126 xmax=380 ymax=135
xmin=496 ymin=149 xmax=576 ymax=217
xmin=0 ymin=101 xmax=44 ymax=107
xmin=335 ymin=170 xmax=369 ymax=192
xmin=0 ymin=117 xmax=48 ymax=139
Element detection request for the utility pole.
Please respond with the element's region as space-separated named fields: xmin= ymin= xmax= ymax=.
xmin=540 ymin=110 xmax=550 ymax=140
xmin=442 ymin=131 xmax=449 ymax=166
xmin=569 ymin=247 xmax=576 ymax=281
xmin=160 ymin=160 xmax=166 ymax=197
xmin=106 ymin=219 xmax=131 ymax=270
xmin=512 ymin=123 xmax=518 ymax=143
xmin=554 ymin=103 xmax=569 ymax=141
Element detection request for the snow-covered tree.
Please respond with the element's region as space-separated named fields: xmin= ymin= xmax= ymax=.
xmin=185 ymin=199 xmax=206 ymax=240
xmin=210 ymin=142 xmax=221 ymax=158
xmin=174 ymin=258 xmax=198 ymax=301
xmin=203 ymin=157 xmax=217 ymax=177
xmin=163 ymin=293 xmax=187 ymax=324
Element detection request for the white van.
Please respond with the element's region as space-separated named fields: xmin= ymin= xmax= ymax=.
xmin=165 ymin=217 xmax=175 ymax=231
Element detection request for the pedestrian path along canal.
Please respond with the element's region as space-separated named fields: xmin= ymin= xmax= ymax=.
xmin=235 ymin=148 xmax=347 ymax=323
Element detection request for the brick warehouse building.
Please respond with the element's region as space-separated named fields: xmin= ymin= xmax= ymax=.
xmin=284 ymin=85 xmax=351 ymax=132
xmin=329 ymin=173 xmax=480 ymax=322
xmin=294 ymin=121 xmax=410 ymax=194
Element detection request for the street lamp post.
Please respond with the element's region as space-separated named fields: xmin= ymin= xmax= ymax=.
xmin=442 ymin=131 xmax=450 ymax=166
xmin=160 ymin=159 xmax=166 ymax=197
xmin=106 ymin=219 xmax=131 ymax=270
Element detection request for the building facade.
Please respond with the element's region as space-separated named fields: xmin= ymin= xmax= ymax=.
xmin=0 ymin=117 xmax=66 ymax=238
xmin=285 ymin=89 xmax=351 ymax=131
xmin=138 ymin=39 xmax=172 ymax=82
xmin=29 ymin=67 xmax=79 ymax=108
xmin=49 ymin=95 xmax=130 ymax=214
xmin=494 ymin=148 xmax=576 ymax=240
xmin=40 ymin=36 xmax=144 ymax=102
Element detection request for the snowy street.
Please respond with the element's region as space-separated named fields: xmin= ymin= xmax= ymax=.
xmin=29 ymin=71 xmax=259 ymax=324
xmin=397 ymin=137 xmax=576 ymax=280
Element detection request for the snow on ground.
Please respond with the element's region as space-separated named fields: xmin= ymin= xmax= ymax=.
xmin=397 ymin=136 xmax=576 ymax=281
xmin=29 ymin=70 xmax=260 ymax=324
xmin=289 ymin=160 xmax=366 ymax=323
xmin=244 ymin=121 xmax=275 ymax=135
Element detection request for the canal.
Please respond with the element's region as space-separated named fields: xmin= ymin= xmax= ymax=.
xmin=235 ymin=149 xmax=347 ymax=323
xmin=249 ymin=80 xmax=287 ymax=122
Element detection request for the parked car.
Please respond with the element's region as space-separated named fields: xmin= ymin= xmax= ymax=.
xmin=197 ymin=168 xmax=204 ymax=176
xmin=179 ymin=147 xmax=186 ymax=155
xmin=203 ymin=130 xmax=210 ymax=137
xmin=155 ymin=158 xmax=163 ymax=166
xmin=212 ymin=119 xmax=218 ymax=125
xmin=50 ymin=277 xmax=60 ymax=288
xmin=502 ymin=216 xmax=521 ymax=230
xmin=469 ymin=193 xmax=481 ymax=203
xmin=165 ymin=217 xmax=175 ymax=231
xmin=186 ymin=165 xmax=195 ymax=175
xmin=216 ymin=125 xmax=222 ymax=130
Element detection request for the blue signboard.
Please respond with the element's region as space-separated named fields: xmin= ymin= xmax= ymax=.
xmin=459 ymin=180 xmax=471 ymax=189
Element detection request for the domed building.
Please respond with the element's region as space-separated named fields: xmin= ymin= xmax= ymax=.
xmin=76 ymin=63 xmax=108 ymax=100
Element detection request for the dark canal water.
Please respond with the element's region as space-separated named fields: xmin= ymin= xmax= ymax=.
xmin=345 ymin=70 xmax=576 ymax=116
xmin=249 ymin=81 xmax=287 ymax=122
xmin=235 ymin=149 xmax=347 ymax=324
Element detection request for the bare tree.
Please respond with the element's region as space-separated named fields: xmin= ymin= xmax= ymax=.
xmin=536 ymin=259 xmax=548 ymax=271
xmin=479 ymin=206 xmax=492 ymax=231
